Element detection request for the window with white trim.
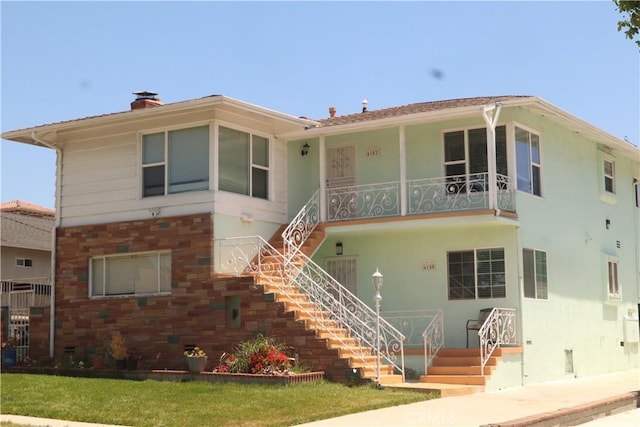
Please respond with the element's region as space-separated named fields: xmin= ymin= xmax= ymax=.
xmin=16 ymin=258 xmax=33 ymax=267
xmin=603 ymin=158 xmax=615 ymax=194
xmin=443 ymin=126 xmax=507 ymax=194
xmin=523 ymin=248 xmax=548 ymax=299
xmin=218 ymin=126 xmax=269 ymax=199
xmin=90 ymin=251 xmax=171 ymax=297
xmin=142 ymin=125 xmax=210 ymax=197
xmin=515 ymin=127 xmax=542 ymax=196
xmin=447 ymin=248 xmax=505 ymax=300
xmin=607 ymin=259 xmax=620 ymax=298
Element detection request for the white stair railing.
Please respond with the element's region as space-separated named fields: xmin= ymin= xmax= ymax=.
xmin=282 ymin=189 xmax=320 ymax=260
xmin=478 ymin=308 xmax=517 ymax=375
xmin=214 ymin=235 xmax=406 ymax=380
xmin=422 ymin=309 xmax=444 ymax=375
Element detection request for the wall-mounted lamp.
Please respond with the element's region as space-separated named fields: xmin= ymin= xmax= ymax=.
xmin=336 ymin=242 xmax=343 ymax=256
xmin=606 ymin=219 xmax=611 ymax=230
xmin=301 ymin=142 xmax=310 ymax=157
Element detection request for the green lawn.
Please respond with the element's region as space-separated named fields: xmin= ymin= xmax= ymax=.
xmin=1 ymin=374 xmax=435 ymax=426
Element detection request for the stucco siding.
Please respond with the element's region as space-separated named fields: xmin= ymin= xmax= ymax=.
xmin=313 ymin=222 xmax=521 ymax=349
xmin=513 ymin=109 xmax=639 ymax=383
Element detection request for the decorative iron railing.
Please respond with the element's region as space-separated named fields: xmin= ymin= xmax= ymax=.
xmin=327 ymin=182 xmax=400 ymax=221
xmin=478 ymin=307 xmax=517 ymax=375
xmin=422 ymin=309 xmax=444 ymax=375
xmin=324 ymin=173 xmax=515 ymax=222
xmin=381 ymin=310 xmax=438 ymax=348
xmin=282 ymin=189 xmax=320 ymax=260
xmin=214 ymin=236 xmax=405 ymax=379
xmin=408 ymin=173 xmax=515 ymax=214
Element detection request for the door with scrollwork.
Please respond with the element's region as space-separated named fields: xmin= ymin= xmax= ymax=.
xmin=326 ymin=144 xmax=356 ymax=220
xmin=326 ymin=256 xmax=358 ymax=296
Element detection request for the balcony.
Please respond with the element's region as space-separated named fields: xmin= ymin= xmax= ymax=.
xmin=325 ymin=173 xmax=515 ymax=223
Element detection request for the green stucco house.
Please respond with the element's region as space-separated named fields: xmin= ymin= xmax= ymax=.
xmin=3 ymin=93 xmax=638 ymax=389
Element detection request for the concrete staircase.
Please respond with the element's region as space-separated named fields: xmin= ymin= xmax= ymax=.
xmin=259 ymin=224 xmax=403 ymax=385
xmin=420 ymin=347 xmax=505 ymax=386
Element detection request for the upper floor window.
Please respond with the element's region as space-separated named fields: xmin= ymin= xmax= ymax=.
xmin=142 ymin=125 xmax=209 ymax=197
xmin=16 ymin=258 xmax=33 ymax=267
xmin=603 ymin=158 xmax=615 ymax=194
xmin=523 ymin=248 xmax=548 ymax=299
xmin=90 ymin=251 xmax=171 ymax=297
xmin=515 ymin=126 xmax=542 ymax=196
xmin=447 ymin=248 xmax=505 ymax=300
xmin=607 ymin=258 xmax=620 ymax=299
xmin=443 ymin=126 xmax=507 ymax=193
xmin=218 ymin=126 xmax=269 ymax=199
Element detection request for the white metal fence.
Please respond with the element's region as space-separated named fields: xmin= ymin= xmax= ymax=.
xmin=1 ymin=277 xmax=51 ymax=362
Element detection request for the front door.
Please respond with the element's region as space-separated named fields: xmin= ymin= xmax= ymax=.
xmin=325 ymin=256 xmax=358 ymax=295
xmin=326 ymin=144 xmax=356 ymax=220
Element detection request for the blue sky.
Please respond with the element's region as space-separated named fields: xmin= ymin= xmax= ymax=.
xmin=2 ymin=0 xmax=638 ymax=209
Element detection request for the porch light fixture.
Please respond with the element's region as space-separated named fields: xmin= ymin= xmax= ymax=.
xmin=606 ymin=219 xmax=611 ymax=230
xmin=372 ymin=268 xmax=383 ymax=387
xmin=336 ymin=242 xmax=343 ymax=256
xmin=301 ymin=142 xmax=310 ymax=157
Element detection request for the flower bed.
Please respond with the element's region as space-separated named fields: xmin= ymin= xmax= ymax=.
xmin=151 ymin=369 xmax=325 ymax=385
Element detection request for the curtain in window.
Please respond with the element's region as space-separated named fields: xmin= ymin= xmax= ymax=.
xmin=168 ymin=126 xmax=209 ymax=194
xmin=219 ymin=127 xmax=249 ymax=195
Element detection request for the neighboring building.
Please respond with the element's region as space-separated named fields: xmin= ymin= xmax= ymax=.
xmin=1 ymin=200 xmax=54 ymax=360
xmin=1 ymin=200 xmax=54 ymax=280
xmin=2 ymin=92 xmax=638 ymax=387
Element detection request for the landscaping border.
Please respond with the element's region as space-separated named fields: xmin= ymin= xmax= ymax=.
xmin=4 ymin=367 xmax=325 ymax=386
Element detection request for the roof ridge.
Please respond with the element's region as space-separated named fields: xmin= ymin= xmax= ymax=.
xmin=0 ymin=200 xmax=55 ymax=215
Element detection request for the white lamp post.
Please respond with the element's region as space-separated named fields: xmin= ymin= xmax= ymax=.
xmin=372 ymin=268 xmax=383 ymax=386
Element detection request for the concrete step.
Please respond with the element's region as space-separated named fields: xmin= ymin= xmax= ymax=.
xmin=427 ymin=365 xmax=495 ymax=375
xmin=432 ymin=356 xmax=498 ymax=366
xmin=420 ymin=374 xmax=487 ymax=386
xmin=438 ymin=347 xmax=503 ymax=357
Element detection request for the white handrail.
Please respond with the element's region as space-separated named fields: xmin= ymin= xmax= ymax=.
xmin=478 ymin=308 xmax=517 ymax=375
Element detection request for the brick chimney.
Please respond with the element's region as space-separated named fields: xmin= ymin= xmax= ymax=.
xmin=131 ymin=91 xmax=163 ymax=110
xmin=329 ymin=106 xmax=336 ymax=118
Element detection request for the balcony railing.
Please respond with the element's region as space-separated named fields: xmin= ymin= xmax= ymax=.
xmin=326 ymin=173 xmax=515 ymax=222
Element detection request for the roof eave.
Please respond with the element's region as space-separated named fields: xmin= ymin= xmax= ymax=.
xmin=2 ymin=95 xmax=319 ymax=146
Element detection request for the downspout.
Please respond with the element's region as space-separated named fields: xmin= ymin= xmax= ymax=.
xmin=399 ymin=126 xmax=407 ymax=216
xmin=482 ymin=103 xmax=502 ymax=214
xmin=319 ymin=136 xmax=326 ymax=222
xmin=31 ymin=131 xmax=61 ymax=359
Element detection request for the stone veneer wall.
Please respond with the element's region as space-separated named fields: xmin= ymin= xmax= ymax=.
xmin=53 ymin=213 xmax=351 ymax=381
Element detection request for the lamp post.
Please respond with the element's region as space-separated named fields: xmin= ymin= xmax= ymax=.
xmin=372 ymin=268 xmax=383 ymax=386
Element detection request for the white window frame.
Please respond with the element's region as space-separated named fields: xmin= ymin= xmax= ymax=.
xmin=140 ymin=123 xmax=211 ymax=198
xmin=16 ymin=258 xmax=33 ymax=268
xmin=442 ymin=125 xmax=508 ymax=194
xmin=606 ymin=258 xmax=621 ymax=300
xmin=89 ymin=250 xmax=171 ymax=298
xmin=603 ymin=158 xmax=616 ymax=194
xmin=217 ymin=123 xmax=272 ymax=200
xmin=515 ymin=125 xmax=542 ymax=197
xmin=523 ymin=248 xmax=548 ymax=300
xmin=447 ymin=247 xmax=506 ymax=300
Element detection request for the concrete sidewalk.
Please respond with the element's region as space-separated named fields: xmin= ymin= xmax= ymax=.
xmin=298 ymin=369 xmax=639 ymax=427
xmin=2 ymin=369 xmax=638 ymax=427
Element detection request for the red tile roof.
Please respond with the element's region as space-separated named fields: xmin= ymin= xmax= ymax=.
xmin=0 ymin=200 xmax=54 ymax=216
